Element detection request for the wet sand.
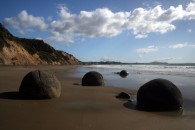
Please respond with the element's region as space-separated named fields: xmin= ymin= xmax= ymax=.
xmin=0 ymin=66 xmax=195 ymax=130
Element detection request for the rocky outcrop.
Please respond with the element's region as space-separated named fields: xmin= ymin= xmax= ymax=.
xmin=0 ymin=23 xmax=81 ymax=65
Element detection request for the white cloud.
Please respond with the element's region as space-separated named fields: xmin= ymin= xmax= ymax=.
xmin=3 ymin=1 xmax=195 ymax=43
xmin=191 ymin=44 xmax=195 ymax=47
xmin=4 ymin=10 xmax=47 ymax=34
xmin=127 ymin=5 xmax=176 ymax=36
xmin=47 ymin=6 xmax=131 ymax=42
xmin=168 ymin=43 xmax=195 ymax=49
xmin=169 ymin=43 xmax=188 ymax=49
xmin=185 ymin=1 xmax=195 ymax=20
xmin=99 ymin=56 xmax=118 ymax=62
xmin=35 ymin=37 xmax=43 ymax=40
xmin=135 ymin=34 xmax=148 ymax=39
xmin=136 ymin=45 xmax=158 ymax=57
xmin=188 ymin=29 xmax=192 ymax=32
xmin=46 ymin=31 xmax=74 ymax=43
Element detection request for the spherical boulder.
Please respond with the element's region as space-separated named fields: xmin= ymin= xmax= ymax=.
xmin=137 ymin=79 xmax=183 ymax=111
xmin=19 ymin=70 xmax=61 ymax=99
xmin=120 ymin=70 xmax=128 ymax=78
xmin=82 ymin=71 xmax=104 ymax=86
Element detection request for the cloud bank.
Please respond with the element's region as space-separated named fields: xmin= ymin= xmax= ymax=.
xmin=136 ymin=42 xmax=195 ymax=58
xmin=136 ymin=45 xmax=159 ymax=54
xmin=3 ymin=1 xmax=195 ymax=43
xmin=169 ymin=43 xmax=188 ymax=49
xmin=4 ymin=10 xmax=47 ymax=34
xmin=169 ymin=43 xmax=195 ymax=49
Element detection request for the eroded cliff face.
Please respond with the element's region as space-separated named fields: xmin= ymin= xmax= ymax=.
xmin=0 ymin=39 xmax=46 ymax=65
xmin=0 ymin=23 xmax=81 ymax=65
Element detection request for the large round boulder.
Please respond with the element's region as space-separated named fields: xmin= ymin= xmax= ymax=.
xmin=82 ymin=71 xmax=104 ymax=86
xmin=19 ymin=70 xmax=61 ymax=99
xmin=137 ymin=79 xmax=183 ymax=111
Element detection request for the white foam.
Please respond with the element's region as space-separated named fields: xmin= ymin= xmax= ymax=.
xmin=84 ymin=64 xmax=195 ymax=77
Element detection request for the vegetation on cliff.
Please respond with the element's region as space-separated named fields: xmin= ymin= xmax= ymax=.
xmin=0 ymin=23 xmax=13 ymax=49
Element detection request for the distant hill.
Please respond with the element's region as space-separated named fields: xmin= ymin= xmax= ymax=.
xmin=148 ymin=62 xmax=168 ymax=65
xmin=0 ymin=23 xmax=81 ymax=65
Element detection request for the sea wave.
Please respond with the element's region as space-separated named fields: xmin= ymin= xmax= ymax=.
xmin=83 ymin=64 xmax=195 ymax=77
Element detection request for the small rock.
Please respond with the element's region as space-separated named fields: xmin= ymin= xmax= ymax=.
xmin=116 ymin=92 xmax=130 ymax=99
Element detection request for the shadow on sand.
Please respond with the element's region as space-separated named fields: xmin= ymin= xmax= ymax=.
xmin=123 ymin=101 xmax=184 ymax=117
xmin=0 ymin=91 xmax=21 ymax=100
xmin=0 ymin=91 xmax=56 ymax=100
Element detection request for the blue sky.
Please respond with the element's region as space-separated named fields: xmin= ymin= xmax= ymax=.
xmin=1 ymin=0 xmax=195 ymax=63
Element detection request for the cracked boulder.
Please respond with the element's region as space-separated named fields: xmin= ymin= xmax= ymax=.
xmin=19 ymin=70 xmax=61 ymax=99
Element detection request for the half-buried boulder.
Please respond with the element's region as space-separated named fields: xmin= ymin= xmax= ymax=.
xmin=19 ymin=70 xmax=61 ymax=99
xmin=82 ymin=71 xmax=104 ymax=86
xmin=137 ymin=78 xmax=183 ymax=111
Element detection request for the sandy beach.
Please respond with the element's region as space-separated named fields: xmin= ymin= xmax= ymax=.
xmin=0 ymin=66 xmax=195 ymax=130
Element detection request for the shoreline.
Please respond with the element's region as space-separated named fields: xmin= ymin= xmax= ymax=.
xmin=0 ymin=66 xmax=195 ymax=130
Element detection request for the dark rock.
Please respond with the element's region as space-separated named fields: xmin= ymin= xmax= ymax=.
xmin=19 ymin=70 xmax=61 ymax=99
xmin=82 ymin=71 xmax=104 ymax=86
xmin=120 ymin=70 xmax=128 ymax=78
xmin=116 ymin=92 xmax=130 ymax=99
xmin=137 ymin=79 xmax=183 ymax=111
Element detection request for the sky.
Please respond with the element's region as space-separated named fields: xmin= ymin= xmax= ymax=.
xmin=0 ymin=0 xmax=195 ymax=63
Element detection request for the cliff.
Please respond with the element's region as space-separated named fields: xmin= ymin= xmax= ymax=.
xmin=0 ymin=23 xmax=81 ymax=65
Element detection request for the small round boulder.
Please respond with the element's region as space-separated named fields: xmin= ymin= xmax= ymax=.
xmin=137 ymin=79 xmax=183 ymax=111
xmin=120 ymin=70 xmax=128 ymax=78
xmin=19 ymin=70 xmax=61 ymax=99
xmin=82 ymin=71 xmax=104 ymax=86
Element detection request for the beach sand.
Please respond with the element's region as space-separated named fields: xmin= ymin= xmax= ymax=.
xmin=0 ymin=66 xmax=194 ymax=130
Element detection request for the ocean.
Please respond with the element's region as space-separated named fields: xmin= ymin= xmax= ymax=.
xmin=70 ymin=64 xmax=195 ymax=116
xmin=72 ymin=64 xmax=195 ymax=88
